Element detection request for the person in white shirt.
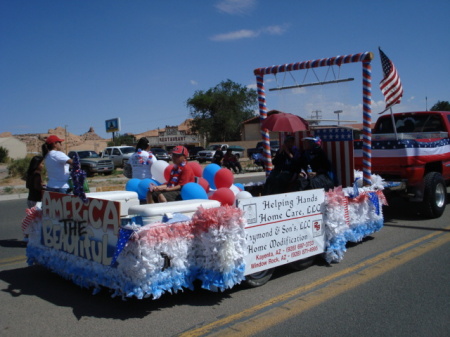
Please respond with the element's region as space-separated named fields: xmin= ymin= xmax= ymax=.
xmin=129 ymin=137 xmax=157 ymax=179
xmin=42 ymin=135 xmax=73 ymax=193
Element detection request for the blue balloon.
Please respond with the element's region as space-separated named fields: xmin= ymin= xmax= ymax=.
xmin=203 ymin=163 xmax=221 ymax=190
xmin=234 ymin=183 xmax=245 ymax=191
xmin=137 ymin=179 xmax=151 ymax=200
xmin=137 ymin=178 xmax=161 ymax=200
xmin=181 ymin=182 xmax=208 ymax=200
xmin=126 ymin=178 xmax=141 ymax=193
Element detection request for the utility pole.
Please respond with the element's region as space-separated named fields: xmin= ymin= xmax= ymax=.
xmin=310 ymin=110 xmax=322 ymax=125
xmin=334 ymin=110 xmax=343 ymax=125
xmin=65 ymin=125 xmax=68 ymax=152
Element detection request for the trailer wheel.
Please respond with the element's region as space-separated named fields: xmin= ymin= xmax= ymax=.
xmin=245 ymin=268 xmax=274 ymax=287
xmin=421 ymin=172 xmax=446 ymax=218
xmin=288 ymin=256 xmax=316 ymax=271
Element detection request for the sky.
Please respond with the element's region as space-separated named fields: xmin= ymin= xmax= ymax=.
xmin=1 ymin=0 xmax=450 ymax=139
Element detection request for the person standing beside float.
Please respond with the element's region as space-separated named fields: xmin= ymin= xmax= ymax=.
xmin=147 ymin=145 xmax=195 ymax=203
xmin=42 ymin=135 xmax=73 ymax=194
xmin=128 ymin=137 xmax=157 ymax=179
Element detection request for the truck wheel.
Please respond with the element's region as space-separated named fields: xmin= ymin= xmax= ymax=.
xmin=245 ymin=268 xmax=274 ymax=287
xmin=421 ymin=172 xmax=446 ymax=218
xmin=82 ymin=166 xmax=94 ymax=177
xmin=288 ymin=256 xmax=316 ymax=271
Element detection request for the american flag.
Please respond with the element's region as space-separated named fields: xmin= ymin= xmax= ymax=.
xmin=379 ymin=48 xmax=403 ymax=111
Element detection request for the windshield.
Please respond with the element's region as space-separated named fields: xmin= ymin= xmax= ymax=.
xmin=121 ymin=147 xmax=135 ymax=154
xmin=206 ymin=145 xmax=221 ymax=150
xmin=374 ymin=114 xmax=445 ymax=133
xmin=77 ymin=151 xmax=99 ymax=159
xmin=151 ymin=148 xmax=166 ymax=154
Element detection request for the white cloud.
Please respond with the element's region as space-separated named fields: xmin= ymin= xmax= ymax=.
xmin=210 ymin=29 xmax=259 ymax=41
xmin=210 ymin=24 xmax=288 ymax=41
xmin=215 ymin=0 xmax=256 ymax=15
xmin=190 ymin=80 xmax=198 ymax=85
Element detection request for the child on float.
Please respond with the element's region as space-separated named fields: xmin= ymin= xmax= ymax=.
xmin=42 ymin=135 xmax=73 ymax=193
xmin=147 ymin=145 xmax=195 ymax=203
xmin=25 ymin=155 xmax=45 ymax=208
xmin=128 ymin=137 xmax=157 ymax=179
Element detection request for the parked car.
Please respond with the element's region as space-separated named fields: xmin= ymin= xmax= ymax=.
xmin=68 ymin=150 xmax=114 ymax=177
xmin=188 ymin=146 xmax=204 ymax=160
xmin=151 ymin=148 xmax=171 ymax=162
xmin=196 ymin=144 xmax=245 ymax=163
xmin=101 ymin=146 xmax=135 ymax=168
xmin=247 ymin=140 xmax=279 ymax=158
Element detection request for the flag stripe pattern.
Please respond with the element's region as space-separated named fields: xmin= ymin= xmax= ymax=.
xmin=314 ymin=128 xmax=354 ymax=187
xmin=379 ymin=48 xmax=403 ymax=110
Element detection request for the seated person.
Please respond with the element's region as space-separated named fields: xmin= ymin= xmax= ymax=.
xmin=252 ymin=148 xmax=265 ymax=169
xmin=296 ymin=137 xmax=334 ymax=191
xmin=147 ymin=146 xmax=195 ymax=203
xmin=263 ymin=136 xmax=300 ymax=195
xmin=223 ymin=149 xmax=243 ymax=173
xmin=212 ymin=148 xmax=224 ymax=165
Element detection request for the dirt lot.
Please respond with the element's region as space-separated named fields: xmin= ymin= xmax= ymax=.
xmin=0 ymin=164 xmax=127 ymax=195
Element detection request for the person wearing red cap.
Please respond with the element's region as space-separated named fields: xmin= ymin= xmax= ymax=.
xmin=42 ymin=135 xmax=73 ymax=193
xmin=147 ymin=145 xmax=194 ymax=203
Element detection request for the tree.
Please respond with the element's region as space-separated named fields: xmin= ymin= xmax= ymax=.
xmin=186 ymin=79 xmax=258 ymax=142
xmin=107 ymin=134 xmax=136 ymax=146
xmin=430 ymin=100 xmax=450 ymax=111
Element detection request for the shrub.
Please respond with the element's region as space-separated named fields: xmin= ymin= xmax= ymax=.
xmin=0 ymin=146 xmax=8 ymax=163
xmin=8 ymin=158 xmax=31 ymax=179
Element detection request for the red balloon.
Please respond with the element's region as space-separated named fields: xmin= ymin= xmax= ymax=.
xmin=214 ymin=168 xmax=234 ymax=189
xmin=197 ymin=177 xmax=210 ymax=193
xmin=188 ymin=162 xmax=203 ymax=177
xmin=164 ymin=164 xmax=174 ymax=183
xmin=210 ymin=187 xmax=235 ymax=206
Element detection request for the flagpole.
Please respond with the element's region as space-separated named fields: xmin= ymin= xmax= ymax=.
xmin=389 ymin=107 xmax=398 ymax=140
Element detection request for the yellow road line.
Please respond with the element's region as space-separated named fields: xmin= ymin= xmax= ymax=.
xmin=180 ymin=229 xmax=450 ymax=337
xmin=0 ymin=255 xmax=27 ymax=268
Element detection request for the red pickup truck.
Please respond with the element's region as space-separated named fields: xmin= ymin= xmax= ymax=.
xmin=354 ymin=111 xmax=450 ymax=218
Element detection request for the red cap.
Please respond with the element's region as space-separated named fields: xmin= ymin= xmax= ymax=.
xmin=171 ymin=145 xmax=189 ymax=157
xmin=45 ymin=135 xmax=64 ymax=144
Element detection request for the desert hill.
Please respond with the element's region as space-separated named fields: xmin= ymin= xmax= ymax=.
xmin=1 ymin=127 xmax=111 ymax=154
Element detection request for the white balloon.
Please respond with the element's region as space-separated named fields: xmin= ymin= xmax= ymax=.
xmin=151 ymin=160 xmax=169 ymax=184
xmin=230 ymin=184 xmax=240 ymax=195
xmin=236 ymin=191 xmax=253 ymax=199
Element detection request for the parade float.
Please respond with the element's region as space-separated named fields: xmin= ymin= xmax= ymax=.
xmin=23 ymin=51 xmax=388 ymax=299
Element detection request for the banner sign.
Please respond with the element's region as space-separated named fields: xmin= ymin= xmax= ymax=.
xmin=41 ymin=192 xmax=121 ymax=266
xmin=236 ymin=189 xmax=325 ymax=275
xmin=105 ymin=118 xmax=121 ymax=133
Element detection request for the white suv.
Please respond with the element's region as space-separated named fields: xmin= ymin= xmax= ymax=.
xmin=101 ymin=146 xmax=135 ymax=168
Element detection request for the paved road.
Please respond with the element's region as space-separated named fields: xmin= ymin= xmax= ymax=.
xmin=0 ymin=186 xmax=449 ymax=336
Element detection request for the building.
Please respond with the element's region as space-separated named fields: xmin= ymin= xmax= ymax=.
xmin=0 ymin=137 xmax=27 ymax=159
xmin=134 ymin=119 xmax=202 ymax=151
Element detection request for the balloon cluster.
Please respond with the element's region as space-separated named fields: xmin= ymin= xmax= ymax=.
xmin=125 ymin=161 xmax=251 ymax=206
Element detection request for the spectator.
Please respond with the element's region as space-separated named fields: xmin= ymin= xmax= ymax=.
xmin=42 ymin=135 xmax=72 ymax=193
xmin=223 ymin=149 xmax=243 ymax=173
xmin=147 ymin=146 xmax=195 ymax=203
xmin=212 ymin=147 xmax=224 ymax=165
